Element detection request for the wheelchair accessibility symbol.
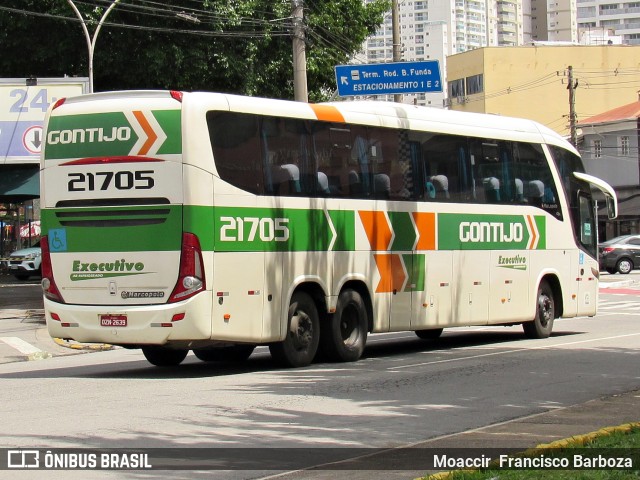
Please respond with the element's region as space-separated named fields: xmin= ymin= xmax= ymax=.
xmin=49 ymin=229 xmax=67 ymax=252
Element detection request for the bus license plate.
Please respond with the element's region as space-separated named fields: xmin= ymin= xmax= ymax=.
xmin=100 ymin=314 xmax=127 ymax=327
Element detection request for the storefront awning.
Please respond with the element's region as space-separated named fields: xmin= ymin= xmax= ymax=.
xmin=0 ymin=165 xmax=40 ymax=201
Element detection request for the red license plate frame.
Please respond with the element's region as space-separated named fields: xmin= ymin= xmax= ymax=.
xmin=100 ymin=314 xmax=128 ymax=327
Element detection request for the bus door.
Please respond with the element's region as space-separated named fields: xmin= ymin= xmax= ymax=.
xmin=489 ymin=250 xmax=530 ymax=323
xmin=573 ymin=191 xmax=598 ymax=316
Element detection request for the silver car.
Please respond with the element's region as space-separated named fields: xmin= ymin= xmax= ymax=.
xmin=7 ymin=246 xmax=42 ymax=280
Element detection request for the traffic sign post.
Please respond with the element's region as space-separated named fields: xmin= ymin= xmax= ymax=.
xmin=334 ymin=61 xmax=442 ymax=97
xmin=0 ymin=78 xmax=88 ymax=163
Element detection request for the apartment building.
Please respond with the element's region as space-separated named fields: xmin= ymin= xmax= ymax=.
xmin=578 ymin=0 xmax=640 ymax=45
xmin=531 ymin=0 xmax=578 ymax=42
xmin=355 ymin=0 xmax=567 ymax=106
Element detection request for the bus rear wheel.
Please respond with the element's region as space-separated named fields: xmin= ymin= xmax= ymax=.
xmin=269 ymin=292 xmax=319 ymax=368
xmin=193 ymin=345 xmax=255 ymax=362
xmin=142 ymin=346 xmax=188 ymax=367
xmin=523 ymin=280 xmax=555 ymax=339
xmin=320 ymin=289 xmax=368 ymax=362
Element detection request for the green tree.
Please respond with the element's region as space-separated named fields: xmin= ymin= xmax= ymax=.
xmin=0 ymin=0 xmax=389 ymax=101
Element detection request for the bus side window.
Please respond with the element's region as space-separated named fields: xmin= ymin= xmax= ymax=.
xmin=207 ymin=111 xmax=264 ymax=195
xmin=513 ymin=142 xmax=562 ymax=217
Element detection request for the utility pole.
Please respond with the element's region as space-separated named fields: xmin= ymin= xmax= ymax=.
xmin=567 ymin=65 xmax=578 ymax=146
xmin=67 ymin=0 xmax=121 ymax=93
xmin=392 ymin=0 xmax=402 ymax=103
xmin=292 ymin=0 xmax=308 ymax=102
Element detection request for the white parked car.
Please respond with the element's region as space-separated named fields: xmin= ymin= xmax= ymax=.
xmin=7 ymin=246 xmax=42 ymax=280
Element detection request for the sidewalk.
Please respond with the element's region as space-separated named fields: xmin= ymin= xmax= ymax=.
xmin=417 ymin=387 xmax=640 ymax=451
xmin=269 ymin=390 xmax=640 ymax=480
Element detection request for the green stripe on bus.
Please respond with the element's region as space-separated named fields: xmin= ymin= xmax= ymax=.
xmin=404 ymin=253 xmax=425 ymax=291
xmin=41 ymin=206 xmax=183 ymax=252
xmin=328 ymin=209 xmax=356 ymax=252
xmin=437 ymin=213 xmax=546 ymax=250
xmin=42 ymin=205 xmax=546 ymax=254
xmin=153 ymin=110 xmax=182 ymax=154
xmin=389 ymin=212 xmax=416 ymax=251
xmin=534 ymin=215 xmax=546 ymax=249
xmin=212 ymin=207 xmax=355 ymax=252
xmin=45 ymin=112 xmax=136 ymax=159
xmin=44 ymin=110 xmax=182 ymax=160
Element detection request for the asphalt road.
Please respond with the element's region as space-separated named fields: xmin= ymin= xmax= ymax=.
xmin=0 ymin=272 xmax=43 ymax=309
xmin=0 ymin=277 xmax=639 ymax=479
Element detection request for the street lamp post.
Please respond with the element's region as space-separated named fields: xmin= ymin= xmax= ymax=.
xmin=66 ymin=0 xmax=121 ymax=93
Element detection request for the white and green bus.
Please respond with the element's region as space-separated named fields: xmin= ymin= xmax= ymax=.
xmin=40 ymin=91 xmax=617 ymax=367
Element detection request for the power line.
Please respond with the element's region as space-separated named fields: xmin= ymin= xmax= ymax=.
xmin=0 ymin=4 xmax=292 ymax=39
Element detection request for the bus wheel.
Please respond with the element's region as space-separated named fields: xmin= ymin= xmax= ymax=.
xmin=320 ymin=289 xmax=367 ymax=362
xmin=523 ymin=281 xmax=555 ymax=339
xmin=142 ymin=346 xmax=188 ymax=367
xmin=269 ymin=292 xmax=319 ymax=368
xmin=193 ymin=345 xmax=255 ymax=362
xmin=415 ymin=328 xmax=443 ymax=340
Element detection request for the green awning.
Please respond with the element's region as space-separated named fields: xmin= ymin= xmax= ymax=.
xmin=0 ymin=165 xmax=40 ymax=201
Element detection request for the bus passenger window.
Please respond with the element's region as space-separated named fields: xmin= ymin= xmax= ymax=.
xmin=207 ymin=111 xmax=264 ymax=195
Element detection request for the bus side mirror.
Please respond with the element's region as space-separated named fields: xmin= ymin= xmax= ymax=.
xmin=606 ymin=195 xmax=617 ymax=220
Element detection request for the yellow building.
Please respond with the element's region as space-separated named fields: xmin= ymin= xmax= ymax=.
xmin=446 ymin=45 xmax=640 ymax=137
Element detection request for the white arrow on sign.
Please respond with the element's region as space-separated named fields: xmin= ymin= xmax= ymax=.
xmin=341 ymin=76 xmax=349 ymax=85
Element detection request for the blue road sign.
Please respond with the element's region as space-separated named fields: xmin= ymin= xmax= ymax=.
xmin=335 ymin=61 xmax=442 ymax=97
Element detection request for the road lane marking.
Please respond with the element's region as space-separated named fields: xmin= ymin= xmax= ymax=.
xmin=0 ymin=337 xmax=51 ymax=360
xmin=388 ymin=333 xmax=640 ymax=370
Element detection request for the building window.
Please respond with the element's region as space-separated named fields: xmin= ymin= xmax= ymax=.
xmin=620 ymin=136 xmax=630 ymax=156
xmin=593 ymin=139 xmax=602 ymax=159
xmin=449 ymin=78 xmax=465 ymax=98
xmin=466 ymin=74 xmax=484 ymax=95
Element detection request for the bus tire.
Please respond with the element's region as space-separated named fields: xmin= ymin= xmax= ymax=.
xmin=415 ymin=328 xmax=443 ymax=340
xmin=523 ymin=280 xmax=555 ymax=339
xmin=320 ymin=289 xmax=367 ymax=362
xmin=269 ymin=292 xmax=319 ymax=368
xmin=193 ymin=345 xmax=255 ymax=362
xmin=142 ymin=346 xmax=188 ymax=367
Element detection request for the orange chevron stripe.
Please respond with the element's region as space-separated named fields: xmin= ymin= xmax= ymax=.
xmin=359 ymin=211 xmax=393 ymax=251
xmin=374 ymin=254 xmax=406 ymax=293
xmin=309 ymin=104 xmax=345 ymax=123
xmin=133 ymin=110 xmax=158 ymax=155
xmin=527 ymin=215 xmax=538 ymax=250
xmin=412 ymin=212 xmax=436 ymax=250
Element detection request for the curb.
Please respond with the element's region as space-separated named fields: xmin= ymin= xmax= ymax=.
xmin=52 ymin=337 xmax=114 ymax=351
xmin=425 ymin=421 xmax=640 ymax=480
